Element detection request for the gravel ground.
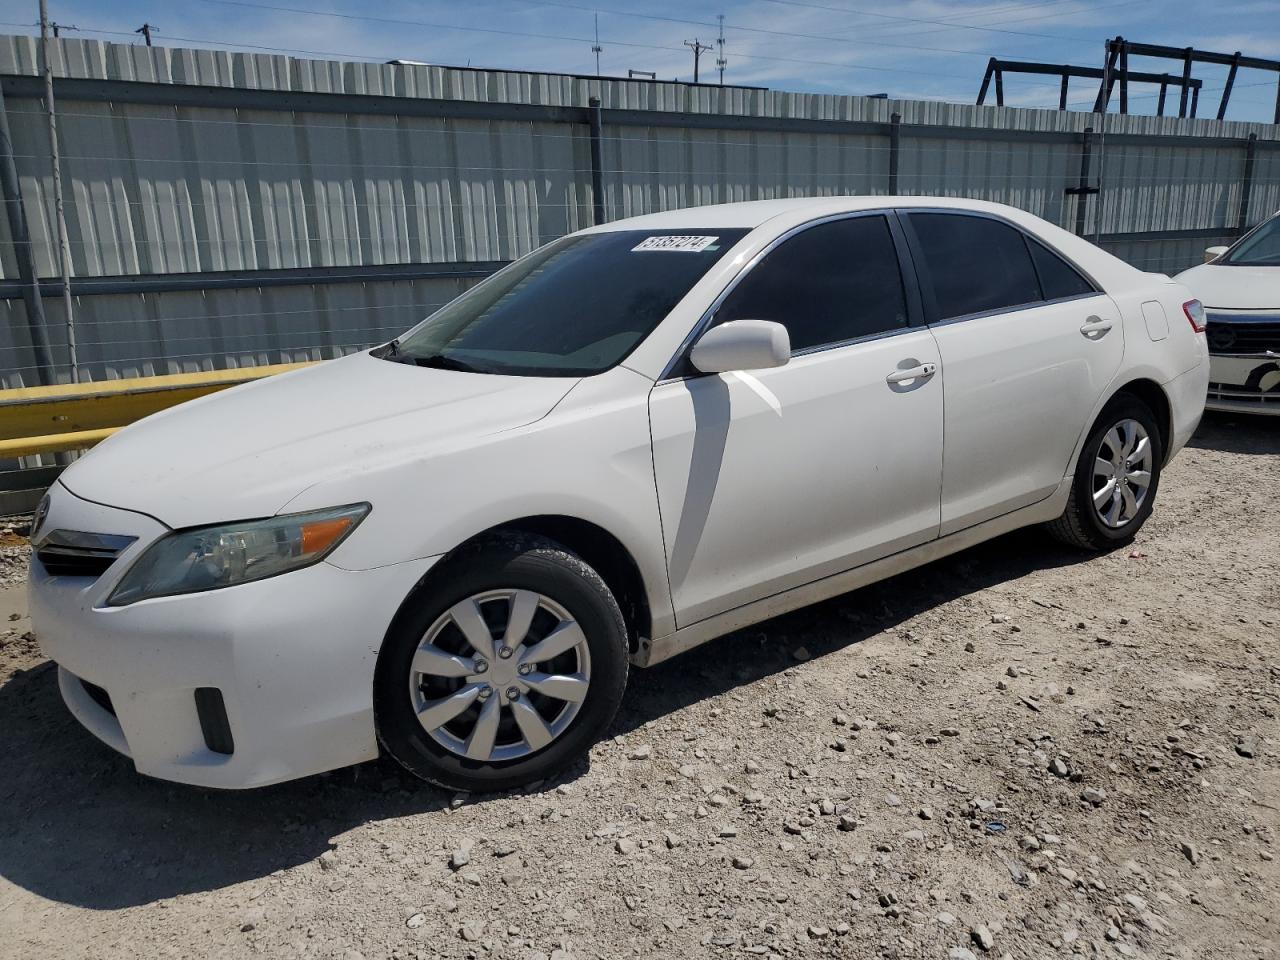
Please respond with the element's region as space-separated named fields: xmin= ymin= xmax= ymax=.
xmin=0 ymin=411 xmax=1276 ymax=960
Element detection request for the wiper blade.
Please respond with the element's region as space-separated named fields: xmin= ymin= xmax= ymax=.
xmin=410 ymin=353 xmax=487 ymax=373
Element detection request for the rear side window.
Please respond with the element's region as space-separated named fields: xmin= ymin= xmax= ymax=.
xmin=715 ymin=215 xmax=908 ymax=351
xmin=1028 ymin=238 xmax=1096 ymax=300
xmin=907 ymin=213 xmax=1041 ymax=320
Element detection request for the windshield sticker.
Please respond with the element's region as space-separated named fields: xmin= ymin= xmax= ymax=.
xmin=632 ymin=235 xmax=719 ymax=252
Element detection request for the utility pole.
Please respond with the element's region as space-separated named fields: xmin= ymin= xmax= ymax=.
xmin=684 ymin=38 xmax=712 ymax=84
xmin=716 ymin=15 xmax=727 ymax=85
xmin=591 ymin=13 xmax=602 ymax=77
xmin=136 ymin=22 xmax=154 ymax=46
xmin=38 ymin=0 xmax=77 ymax=382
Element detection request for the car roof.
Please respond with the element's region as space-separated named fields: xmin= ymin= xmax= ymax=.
xmin=583 ymin=195 xmax=1034 ymax=232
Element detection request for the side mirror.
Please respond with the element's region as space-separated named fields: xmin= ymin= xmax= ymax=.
xmin=1204 ymin=245 xmax=1229 ymax=263
xmin=689 ymin=319 xmax=791 ymax=374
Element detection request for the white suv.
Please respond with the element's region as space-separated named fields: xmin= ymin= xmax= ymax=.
xmin=29 ymin=197 xmax=1208 ymax=792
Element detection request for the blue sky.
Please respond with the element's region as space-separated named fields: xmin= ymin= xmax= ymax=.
xmin=2 ymin=0 xmax=1279 ymax=120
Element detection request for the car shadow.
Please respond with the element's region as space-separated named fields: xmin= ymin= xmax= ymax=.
xmin=614 ymin=525 xmax=1092 ymax=738
xmin=1188 ymin=410 xmax=1280 ymax=454
xmin=0 ymin=525 xmax=1094 ymax=911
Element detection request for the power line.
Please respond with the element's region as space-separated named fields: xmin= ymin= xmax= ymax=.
xmin=505 ymin=0 xmax=1091 ymax=62
xmin=750 ymin=0 xmax=1099 ymax=43
xmin=57 ymin=15 xmax=977 ymax=83
xmin=847 ymin=0 xmax=1147 ymax=44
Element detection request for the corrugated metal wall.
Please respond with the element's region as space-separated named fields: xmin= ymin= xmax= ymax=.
xmin=1 ymin=34 xmax=1278 ymax=390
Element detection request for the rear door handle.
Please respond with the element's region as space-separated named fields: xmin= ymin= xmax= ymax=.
xmin=886 ymin=362 xmax=937 ymax=384
xmin=1080 ymin=316 xmax=1114 ymax=338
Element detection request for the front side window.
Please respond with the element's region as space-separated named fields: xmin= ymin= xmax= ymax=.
xmin=1223 ymin=215 xmax=1280 ymax=266
xmin=714 ymin=215 xmax=909 ymax=352
xmin=388 ymin=228 xmax=747 ymax=376
xmin=907 ymin=213 xmax=1042 ymax=320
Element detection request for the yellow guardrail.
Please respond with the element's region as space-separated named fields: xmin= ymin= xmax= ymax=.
xmin=0 ymin=362 xmax=316 ymax=458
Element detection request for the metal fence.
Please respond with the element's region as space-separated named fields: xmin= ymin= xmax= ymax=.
xmin=1 ymin=33 xmax=1278 ymax=392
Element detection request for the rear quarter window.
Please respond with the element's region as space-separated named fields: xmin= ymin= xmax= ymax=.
xmin=1027 ymin=238 xmax=1097 ymax=300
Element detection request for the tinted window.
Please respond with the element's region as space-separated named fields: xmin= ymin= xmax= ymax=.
xmin=907 ymin=213 xmax=1041 ymax=320
xmin=715 ymin=216 xmax=908 ymax=351
xmin=1028 ymin=238 xmax=1095 ymax=300
xmin=391 ymin=229 xmax=747 ymax=376
xmin=1224 ymin=214 xmax=1280 ymax=266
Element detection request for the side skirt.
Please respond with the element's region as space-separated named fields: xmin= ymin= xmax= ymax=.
xmin=635 ymin=477 xmax=1072 ymax=667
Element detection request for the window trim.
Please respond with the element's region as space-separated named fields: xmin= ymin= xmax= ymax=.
xmin=898 ymin=208 xmax=1103 ymax=327
xmin=659 ymin=209 xmax=925 ymax=382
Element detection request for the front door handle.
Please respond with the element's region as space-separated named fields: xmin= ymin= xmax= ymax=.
xmin=1080 ymin=316 xmax=1114 ymax=338
xmin=886 ymin=362 xmax=937 ymax=384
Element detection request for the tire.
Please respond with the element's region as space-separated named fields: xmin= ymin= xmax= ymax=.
xmin=1047 ymin=394 xmax=1165 ymax=551
xmin=374 ymin=534 xmax=629 ymax=792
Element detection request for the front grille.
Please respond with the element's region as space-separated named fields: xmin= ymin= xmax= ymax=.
xmin=35 ymin=530 xmax=137 ymax=579
xmin=80 ymin=678 xmax=116 ymax=717
xmin=1205 ymin=314 xmax=1280 ymax=355
xmin=1208 ymin=382 xmax=1280 ymax=407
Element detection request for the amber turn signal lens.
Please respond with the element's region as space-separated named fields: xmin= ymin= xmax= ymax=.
xmin=300 ymin=516 xmax=355 ymax=554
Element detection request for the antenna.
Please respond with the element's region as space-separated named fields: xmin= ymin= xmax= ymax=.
xmin=591 ymin=13 xmax=602 ymax=77
xmin=684 ymin=38 xmax=713 ymax=84
xmin=716 ymin=15 xmax=727 ymax=85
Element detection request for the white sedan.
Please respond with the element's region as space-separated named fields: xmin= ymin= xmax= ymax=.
xmin=1175 ymin=210 xmax=1280 ymax=415
xmin=29 ymin=197 xmax=1208 ymax=792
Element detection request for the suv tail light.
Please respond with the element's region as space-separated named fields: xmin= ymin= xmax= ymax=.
xmin=1183 ymin=299 xmax=1207 ymax=333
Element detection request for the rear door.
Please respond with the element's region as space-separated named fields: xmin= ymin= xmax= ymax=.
xmin=648 ymin=213 xmax=945 ymax=627
xmin=901 ymin=211 xmax=1124 ymax=535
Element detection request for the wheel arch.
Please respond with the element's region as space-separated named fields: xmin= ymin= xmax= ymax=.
xmin=1106 ymin=377 xmax=1173 ymax=464
xmin=382 ymin=515 xmax=654 ymax=661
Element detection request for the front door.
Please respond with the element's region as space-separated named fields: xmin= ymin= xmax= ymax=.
xmin=649 ymin=213 xmax=945 ymax=628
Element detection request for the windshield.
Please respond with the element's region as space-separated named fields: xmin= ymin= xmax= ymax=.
xmin=383 ymin=228 xmax=748 ymax=376
xmin=1223 ymin=214 xmax=1280 ymax=267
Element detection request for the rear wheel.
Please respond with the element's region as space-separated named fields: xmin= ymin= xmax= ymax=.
xmin=1047 ymin=394 xmax=1164 ymax=551
xmin=374 ymin=535 xmax=628 ymax=792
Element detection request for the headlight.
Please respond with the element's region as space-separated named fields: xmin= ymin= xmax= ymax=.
xmin=107 ymin=504 xmax=370 ymax=606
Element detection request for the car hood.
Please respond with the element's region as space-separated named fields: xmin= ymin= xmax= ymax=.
xmin=59 ymin=352 xmax=579 ymax=529
xmin=1174 ymin=263 xmax=1280 ymax=310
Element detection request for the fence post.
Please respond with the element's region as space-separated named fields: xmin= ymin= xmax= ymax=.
xmin=588 ymin=96 xmax=605 ymax=226
xmin=888 ymin=112 xmax=901 ymax=194
xmin=1237 ymin=132 xmax=1257 ymax=234
xmin=1068 ymin=126 xmax=1096 ymax=237
xmin=0 ymin=82 xmax=55 ymax=386
xmin=39 ymin=5 xmax=78 ymax=382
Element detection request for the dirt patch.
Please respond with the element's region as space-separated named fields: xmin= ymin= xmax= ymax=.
xmin=0 ymin=412 xmax=1276 ymax=960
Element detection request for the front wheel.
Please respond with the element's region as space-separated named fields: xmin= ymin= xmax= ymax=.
xmin=1047 ymin=394 xmax=1164 ymax=551
xmin=374 ymin=535 xmax=629 ymax=792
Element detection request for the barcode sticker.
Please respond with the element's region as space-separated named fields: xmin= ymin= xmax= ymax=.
xmin=632 ymin=235 xmax=719 ymax=252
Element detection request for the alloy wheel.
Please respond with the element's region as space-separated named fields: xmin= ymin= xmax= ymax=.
xmin=1092 ymin=418 xmax=1154 ymax=529
xmin=408 ymin=589 xmax=592 ymax=763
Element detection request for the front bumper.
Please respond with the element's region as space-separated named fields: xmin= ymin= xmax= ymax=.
xmin=1206 ymin=355 xmax=1280 ymax=415
xmin=29 ymin=482 xmax=437 ymax=789
xmin=1204 ymin=310 xmax=1280 ymax=415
